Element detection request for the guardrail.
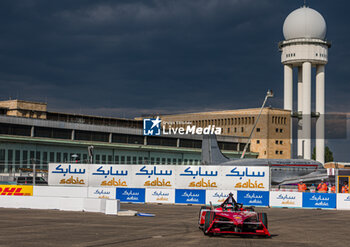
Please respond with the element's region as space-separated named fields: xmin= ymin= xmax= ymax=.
xmin=1 ymin=185 xmax=348 ymax=210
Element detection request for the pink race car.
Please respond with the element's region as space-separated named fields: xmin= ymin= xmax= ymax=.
xmin=198 ymin=193 xmax=270 ymax=237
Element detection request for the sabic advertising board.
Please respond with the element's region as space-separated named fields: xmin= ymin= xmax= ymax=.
xmin=116 ymin=188 xmax=145 ymax=203
xmin=49 ymin=163 xmax=88 ymax=186
xmin=175 ymin=166 xmax=269 ymax=191
xmin=145 ymin=189 xmax=175 ymax=204
xmin=131 ymin=165 xmax=176 ymax=189
xmin=220 ymin=166 xmax=269 ymax=191
xmin=337 ymin=194 xmax=350 ymax=210
xmin=206 ymin=190 xmax=237 ymax=205
xmin=302 ymin=193 xmax=336 ymax=209
xmin=269 ymin=191 xmax=302 ymax=208
xmin=89 ymin=165 xmax=131 ymax=187
xmin=175 ymin=189 xmax=206 ymax=204
xmin=88 ymin=187 xmax=116 ymax=199
xmin=49 ymin=164 xmax=269 ymax=191
xmin=176 ymin=166 xmax=222 ymax=190
xmin=237 ymin=191 xmax=269 ymax=207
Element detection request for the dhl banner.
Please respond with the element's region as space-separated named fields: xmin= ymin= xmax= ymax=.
xmin=48 ymin=163 xmax=269 ymax=191
xmin=0 ymin=185 xmax=33 ymax=196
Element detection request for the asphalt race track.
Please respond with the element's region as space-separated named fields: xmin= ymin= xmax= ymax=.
xmin=0 ymin=203 xmax=350 ymax=247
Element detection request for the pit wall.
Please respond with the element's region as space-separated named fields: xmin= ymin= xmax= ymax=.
xmin=1 ymin=185 xmax=350 ymax=210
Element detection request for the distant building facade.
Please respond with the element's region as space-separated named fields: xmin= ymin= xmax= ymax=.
xmin=158 ymin=108 xmax=291 ymax=159
xmin=0 ymin=100 xmax=257 ymax=173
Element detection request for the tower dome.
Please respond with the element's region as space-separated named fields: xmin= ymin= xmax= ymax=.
xmin=283 ymin=6 xmax=326 ymax=40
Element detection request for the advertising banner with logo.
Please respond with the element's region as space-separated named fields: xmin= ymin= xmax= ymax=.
xmin=89 ymin=165 xmax=131 ymax=187
xmin=302 ymin=193 xmax=336 ymax=209
xmin=176 ymin=166 xmax=221 ymax=190
xmin=131 ymin=165 xmax=176 ymax=189
xmin=116 ymin=188 xmax=145 ymax=203
xmin=88 ymin=187 xmax=116 ymax=199
xmin=337 ymin=194 xmax=350 ymax=210
xmin=220 ymin=167 xmax=269 ymax=191
xmin=206 ymin=190 xmax=237 ymax=205
xmin=49 ymin=164 xmax=269 ymax=192
xmin=237 ymin=191 xmax=269 ymax=206
xmin=270 ymin=191 xmax=302 ymax=208
xmin=49 ymin=163 xmax=88 ymax=186
xmin=175 ymin=189 xmax=206 ymax=204
xmin=145 ymin=189 xmax=175 ymax=204
xmin=0 ymin=185 xmax=33 ymax=196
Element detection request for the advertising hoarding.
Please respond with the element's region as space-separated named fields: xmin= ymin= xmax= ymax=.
xmin=302 ymin=193 xmax=336 ymax=209
xmin=270 ymin=191 xmax=302 ymax=208
xmin=145 ymin=189 xmax=175 ymax=204
xmin=237 ymin=191 xmax=269 ymax=206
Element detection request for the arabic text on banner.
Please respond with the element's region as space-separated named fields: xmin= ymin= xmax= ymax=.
xmin=49 ymin=163 xmax=88 ymax=187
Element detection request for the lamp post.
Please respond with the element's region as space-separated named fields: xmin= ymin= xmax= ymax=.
xmin=240 ymin=89 xmax=274 ymax=159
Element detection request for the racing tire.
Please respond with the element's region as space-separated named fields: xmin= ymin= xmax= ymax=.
xmin=199 ymin=206 xmax=210 ymax=229
xmin=257 ymin=213 xmax=268 ymax=229
xmin=204 ymin=211 xmax=215 ymax=235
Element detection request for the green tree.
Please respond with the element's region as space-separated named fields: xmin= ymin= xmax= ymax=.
xmin=312 ymin=146 xmax=334 ymax=162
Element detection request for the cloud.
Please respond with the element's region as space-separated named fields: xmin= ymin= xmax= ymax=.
xmin=0 ymin=0 xmax=350 ymax=159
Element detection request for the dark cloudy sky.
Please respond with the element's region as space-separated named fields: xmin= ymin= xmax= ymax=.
xmin=0 ymin=0 xmax=349 ymax=160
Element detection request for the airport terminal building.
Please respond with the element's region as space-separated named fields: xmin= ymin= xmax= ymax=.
xmin=0 ymin=100 xmax=258 ymax=173
xmin=155 ymin=108 xmax=292 ymax=159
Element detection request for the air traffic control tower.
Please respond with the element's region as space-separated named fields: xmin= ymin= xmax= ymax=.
xmin=279 ymin=6 xmax=331 ymax=164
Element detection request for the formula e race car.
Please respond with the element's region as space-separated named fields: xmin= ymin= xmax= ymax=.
xmin=198 ymin=193 xmax=270 ymax=237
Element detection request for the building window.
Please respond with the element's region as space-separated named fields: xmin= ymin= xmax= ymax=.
xmin=241 ymin=127 xmax=244 ymax=132
xmin=102 ymin=155 xmax=106 ymax=164
xmin=56 ymin=152 xmax=61 ymax=163
xmin=15 ymin=150 xmax=20 ymax=165
xmin=178 ymin=159 xmax=182 ymax=165
xmin=63 ymin=153 xmax=68 ymax=162
xmin=264 ymin=151 xmax=266 ymax=155
xmin=256 ymin=128 xmax=260 ymax=132
xmin=108 ymin=155 xmax=113 ymax=164
xmin=234 ymin=127 xmax=237 ymax=133
xmin=280 ymin=140 xmax=283 ymax=145
xmin=276 ymin=128 xmax=279 ymax=133
xmin=150 ymin=157 xmax=155 ymax=164
xmin=280 ymin=129 xmax=283 ymax=133
xmin=156 ymin=158 xmax=160 ymax=164
xmin=22 ymin=150 xmax=28 ymax=165
xmin=96 ymin=155 xmax=100 ymax=164
xmin=227 ymin=128 xmax=230 ymax=133
xmin=127 ymin=156 xmax=131 ymax=164
xmin=121 ymin=156 xmax=125 ymax=164
xmin=8 ymin=150 xmax=13 ymax=164
xmin=50 ymin=152 xmax=55 ymax=163
xmin=172 ymin=158 xmax=177 ymax=164
xmin=115 ymin=156 xmax=119 ymax=164
xmin=257 ymin=140 xmax=260 ymax=144
xmin=275 ymin=140 xmax=279 ymax=145
xmin=275 ymin=150 xmax=279 ymax=155
xmin=132 ymin=156 xmax=137 ymax=164
xmin=280 ymin=151 xmax=283 ymax=155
